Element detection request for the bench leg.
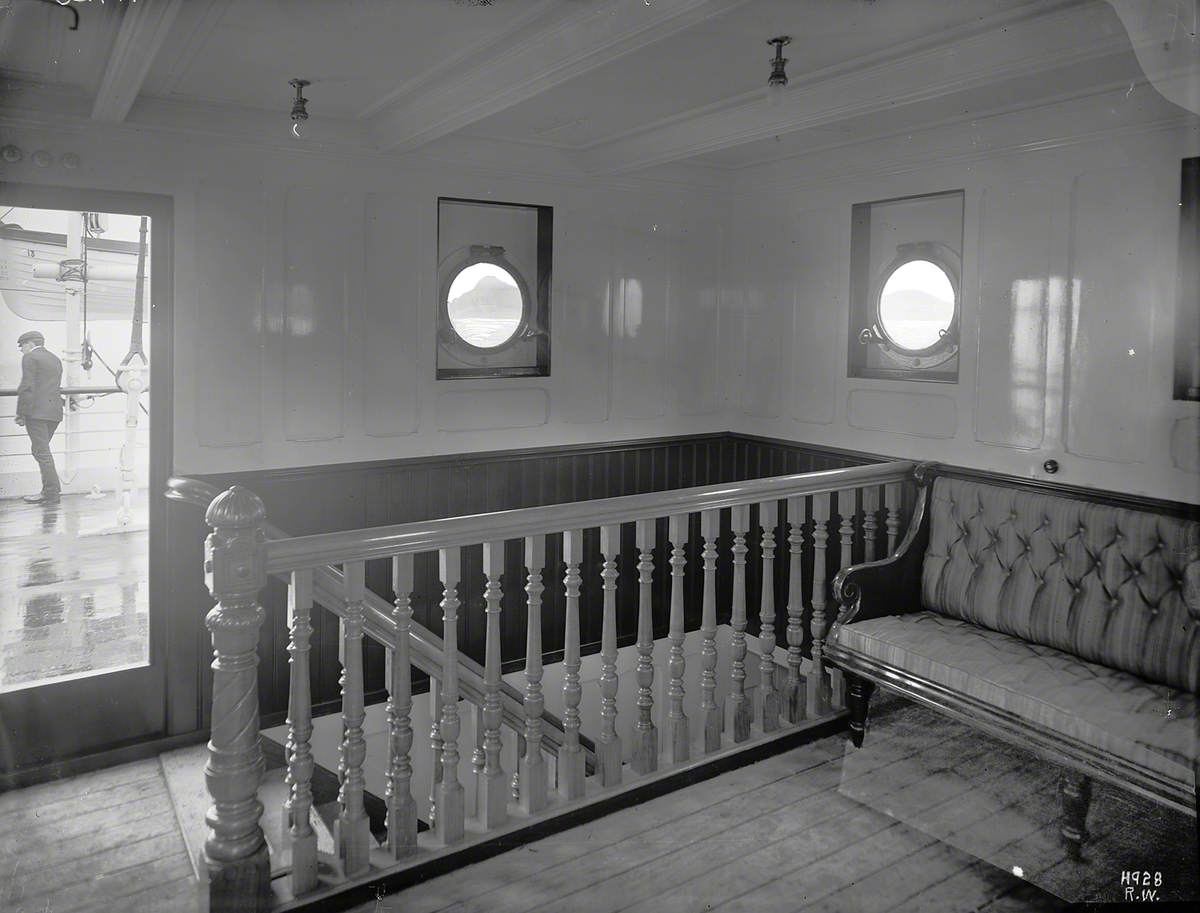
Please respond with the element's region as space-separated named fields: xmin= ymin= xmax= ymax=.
xmin=846 ymin=674 xmax=874 ymax=748
xmin=1059 ymin=769 xmax=1092 ymax=861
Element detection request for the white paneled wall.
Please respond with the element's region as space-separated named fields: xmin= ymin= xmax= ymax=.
xmin=728 ymin=118 xmax=1200 ymax=503
xmin=0 ymin=123 xmax=728 ymax=475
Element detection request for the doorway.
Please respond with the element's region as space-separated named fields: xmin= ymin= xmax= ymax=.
xmin=0 ymin=185 xmax=172 ymax=777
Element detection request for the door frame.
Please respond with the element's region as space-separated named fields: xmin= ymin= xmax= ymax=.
xmin=0 ymin=182 xmax=175 ymax=784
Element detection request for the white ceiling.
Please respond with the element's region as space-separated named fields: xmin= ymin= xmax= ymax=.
xmin=0 ymin=0 xmax=1193 ymax=177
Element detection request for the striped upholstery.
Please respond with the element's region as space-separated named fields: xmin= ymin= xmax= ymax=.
xmin=922 ymin=477 xmax=1200 ymax=692
xmin=836 ymin=612 xmax=1197 ymax=781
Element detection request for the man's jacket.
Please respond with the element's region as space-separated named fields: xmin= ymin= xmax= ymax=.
xmin=17 ymin=346 xmax=64 ymax=422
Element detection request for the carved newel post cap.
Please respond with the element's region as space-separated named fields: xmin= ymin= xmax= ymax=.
xmin=206 ymin=485 xmax=266 ymax=529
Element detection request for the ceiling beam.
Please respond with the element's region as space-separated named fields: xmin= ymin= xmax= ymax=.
xmin=577 ymin=1 xmax=1132 ymax=174
xmin=370 ymin=0 xmax=749 ymax=154
xmin=91 ymin=0 xmax=185 ymax=123
xmin=1104 ymin=0 xmax=1200 ymax=114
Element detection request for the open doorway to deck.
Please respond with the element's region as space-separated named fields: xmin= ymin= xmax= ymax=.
xmin=0 ymin=185 xmax=172 ymax=780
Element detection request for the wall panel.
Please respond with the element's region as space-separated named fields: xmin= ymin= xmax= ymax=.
xmin=975 ymin=183 xmax=1051 ymax=450
xmin=282 ymin=187 xmax=353 ymax=442
xmin=193 ymin=182 xmax=265 ymax=447
xmin=847 ymin=389 xmax=957 ymax=438
xmin=1066 ymin=168 xmax=1171 ymax=463
xmin=556 ymin=213 xmax=613 ymax=424
xmin=613 ymin=227 xmax=668 ymax=420
xmin=790 ymin=207 xmax=844 ymax=425
xmin=362 ymin=192 xmax=421 ymax=436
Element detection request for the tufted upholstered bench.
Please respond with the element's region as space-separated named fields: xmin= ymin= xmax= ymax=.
xmin=826 ymin=464 xmax=1199 ymax=860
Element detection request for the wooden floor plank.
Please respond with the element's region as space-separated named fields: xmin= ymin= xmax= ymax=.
xmin=0 ymin=756 xmax=160 ymax=816
xmin=0 ymin=791 xmax=174 ymax=857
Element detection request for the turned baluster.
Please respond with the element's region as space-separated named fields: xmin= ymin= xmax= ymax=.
xmin=597 ymin=524 xmax=623 ymax=786
xmin=203 ymin=486 xmax=271 ymax=912
xmin=830 ymin=489 xmax=858 ymax=709
xmin=884 ymin=481 xmax=903 ymax=554
xmin=337 ymin=561 xmax=371 ymax=876
xmin=521 ymin=536 xmax=548 ymax=813
xmin=728 ymin=504 xmax=751 ymax=743
xmin=631 ymin=518 xmax=658 ymax=773
xmin=560 ymin=529 xmax=586 ymax=799
xmin=756 ymin=500 xmax=780 ymax=733
xmin=807 ymin=492 xmax=832 ymax=717
xmin=386 ymin=554 xmax=417 ymax=858
xmin=286 ymin=569 xmax=318 ymax=893
xmin=428 ymin=679 xmax=442 ymax=830
xmin=783 ymin=495 xmax=806 ymax=724
xmin=437 ymin=547 xmax=465 ymax=844
xmin=862 ymin=486 xmax=880 ymax=563
xmin=666 ymin=514 xmax=690 ymax=763
xmin=479 ymin=541 xmax=508 ymax=828
xmin=700 ymin=509 xmax=721 ymax=754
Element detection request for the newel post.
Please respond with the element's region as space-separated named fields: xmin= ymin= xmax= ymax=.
xmin=203 ymin=485 xmax=271 ymax=913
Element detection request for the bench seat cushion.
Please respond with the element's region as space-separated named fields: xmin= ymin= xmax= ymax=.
xmin=833 ymin=611 xmax=1196 ymax=784
xmin=922 ymin=477 xmax=1200 ymax=692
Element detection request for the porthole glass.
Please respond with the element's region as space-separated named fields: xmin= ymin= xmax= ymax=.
xmin=877 ymin=259 xmax=956 ymax=352
xmin=445 ymin=262 xmax=525 ymax=349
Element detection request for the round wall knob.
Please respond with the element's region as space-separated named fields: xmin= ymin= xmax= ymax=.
xmin=1042 ymin=459 xmax=1059 ymax=474
xmin=61 ymin=152 xmax=80 ymax=169
xmin=1 ymin=145 xmax=22 ymax=163
xmin=31 ymin=150 xmax=52 ymax=167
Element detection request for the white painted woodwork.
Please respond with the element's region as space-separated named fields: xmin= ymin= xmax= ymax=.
xmin=90 ymin=0 xmax=185 ymax=123
xmin=579 ymin=2 xmax=1130 ymax=173
xmin=363 ymin=193 xmax=421 ymax=437
xmin=831 ymin=489 xmax=859 ymax=709
xmin=632 ymin=518 xmax=658 ymax=773
xmin=756 ymin=500 xmax=780 ymax=733
xmin=699 ymin=509 xmax=721 ymax=754
xmin=556 ymin=215 xmax=614 ymax=425
xmin=386 ymin=554 xmax=417 ymax=858
xmin=285 ymin=569 xmax=317 ymax=893
xmin=666 ymin=513 xmax=690 ymax=764
xmin=846 ymin=390 xmax=958 ymax=439
xmin=975 ymin=183 xmax=1052 ymax=450
xmin=807 ymin=493 xmax=832 ymax=719
xmin=728 ymin=504 xmax=751 ymax=743
xmin=783 ymin=495 xmax=806 ymax=724
xmin=282 ymin=187 xmax=352 ymax=443
xmin=1066 ymin=167 xmax=1167 ymax=463
xmin=336 ymin=561 xmax=371 ymax=876
xmin=435 ymin=389 xmax=550 ymax=432
xmin=788 ymin=207 xmax=843 ymax=426
xmin=427 ymin=679 xmax=443 ymax=832
xmin=436 ymin=548 xmax=465 ymax=845
xmin=520 ymin=536 xmax=548 ymax=814
xmin=597 ymin=524 xmax=623 ymax=786
xmin=560 ymin=529 xmax=586 ymax=799
xmin=370 ymin=0 xmax=744 ymax=153
xmin=614 ymin=227 xmax=669 ymax=420
xmin=478 ymin=542 xmax=508 ymax=829
xmin=193 ymin=183 xmax=265 ymax=448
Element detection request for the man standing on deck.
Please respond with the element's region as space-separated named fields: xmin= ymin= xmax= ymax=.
xmin=14 ymin=330 xmax=63 ymax=504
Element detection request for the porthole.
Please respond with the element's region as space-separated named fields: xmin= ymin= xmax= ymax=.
xmin=438 ymin=245 xmax=532 ymax=355
xmin=877 ymin=257 xmax=956 ymax=353
xmin=445 ymin=260 xmax=525 ymax=350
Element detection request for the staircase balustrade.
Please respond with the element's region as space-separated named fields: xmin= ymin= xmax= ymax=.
xmin=172 ymin=460 xmax=913 ymax=911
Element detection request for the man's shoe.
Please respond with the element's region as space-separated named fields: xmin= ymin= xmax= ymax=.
xmin=23 ymin=492 xmax=61 ymax=504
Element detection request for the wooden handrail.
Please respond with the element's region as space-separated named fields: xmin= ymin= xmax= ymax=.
xmin=165 ymin=475 xmax=592 ymax=764
xmin=263 ymin=461 xmax=915 ymax=573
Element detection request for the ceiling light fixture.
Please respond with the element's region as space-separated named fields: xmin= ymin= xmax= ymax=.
xmin=766 ymin=36 xmax=791 ymax=105
xmin=289 ymin=78 xmax=310 ymax=138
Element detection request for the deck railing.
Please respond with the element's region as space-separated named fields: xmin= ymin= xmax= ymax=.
xmin=176 ymin=459 xmax=913 ymax=911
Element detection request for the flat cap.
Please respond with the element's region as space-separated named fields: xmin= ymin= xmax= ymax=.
xmin=17 ymin=330 xmax=44 ymax=346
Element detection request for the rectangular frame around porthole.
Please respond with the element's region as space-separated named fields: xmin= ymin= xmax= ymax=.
xmin=436 ymin=197 xmax=552 ymax=380
xmin=848 ymin=189 xmax=964 ymax=383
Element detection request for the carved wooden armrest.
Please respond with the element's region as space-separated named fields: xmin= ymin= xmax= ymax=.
xmin=832 ymin=465 xmax=935 ymax=629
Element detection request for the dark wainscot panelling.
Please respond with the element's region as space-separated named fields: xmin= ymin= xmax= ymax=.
xmin=169 ymin=433 xmax=898 ymax=728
